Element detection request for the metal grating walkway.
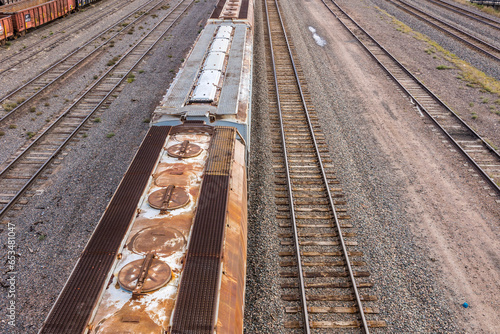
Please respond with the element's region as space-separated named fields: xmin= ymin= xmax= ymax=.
xmin=171 ymin=127 xmax=236 ymax=333
xmin=39 ymin=126 xmax=171 ymax=334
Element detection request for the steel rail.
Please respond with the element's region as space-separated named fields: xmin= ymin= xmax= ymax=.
xmin=424 ymin=0 xmax=500 ymax=30
xmin=0 ymin=0 xmax=164 ymax=122
xmin=0 ymin=0 xmax=194 ymax=218
xmin=386 ymin=0 xmax=500 ymax=62
xmin=0 ymin=0 xmax=127 ymax=74
xmin=263 ymin=0 xmax=310 ymax=331
xmin=267 ymin=0 xmax=370 ymax=331
xmin=322 ymin=0 xmax=500 ymax=196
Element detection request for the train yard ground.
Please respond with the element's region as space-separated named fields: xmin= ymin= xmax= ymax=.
xmin=248 ymin=0 xmax=500 ymax=332
xmin=0 ymin=0 xmax=499 ymax=332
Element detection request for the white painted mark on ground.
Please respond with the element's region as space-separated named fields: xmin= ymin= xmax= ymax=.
xmin=308 ymin=26 xmax=327 ymax=47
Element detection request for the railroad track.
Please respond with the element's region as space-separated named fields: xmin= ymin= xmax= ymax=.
xmin=264 ymin=0 xmax=386 ymax=331
xmin=423 ymin=0 xmax=500 ymax=30
xmin=0 ymin=0 xmax=132 ymax=76
xmin=0 ymin=0 xmax=194 ymax=218
xmin=384 ymin=0 xmax=500 ymax=62
xmin=0 ymin=0 xmax=168 ymax=122
xmin=322 ymin=0 xmax=500 ymax=196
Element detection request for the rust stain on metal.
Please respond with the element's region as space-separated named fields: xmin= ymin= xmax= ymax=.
xmin=94 ymin=303 xmax=163 ymax=333
xmin=148 ymin=185 xmax=190 ymax=210
xmin=118 ymin=256 xmax=172 ymax=294
xmin=39 ymin=126 xmax=171 ymax=334
xmin=216 ymin=140 xmax=247 ymax=333
xmin=167 ymin=140 xmax=202 ymax=159
xmin=87 ymin=127 xmax=213 ymax=333
xmin=130 ymin=226 xmax=186 ymax=257
xmin=171 ymin=128 xmax=236 ymax=333
xmin=154 ymin=163 xmax=203 ymax=187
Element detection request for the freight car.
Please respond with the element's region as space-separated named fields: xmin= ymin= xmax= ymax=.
xmin=0 ymin=0 xmax=75 ymax=36
xmin=40 ymin=123 xmax=248 ymax=334
xmin=0 ymin=14 xmax=14 ymax=44
xmin=152 ymin=0 xmax=254 ymax=149
xmin=0 ymin=0 xmax=100 ymax=39
xmin=39 ymin=0 xmax=253 ymax=333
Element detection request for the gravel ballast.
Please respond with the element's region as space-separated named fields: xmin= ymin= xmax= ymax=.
xmin=245 ymin=0 xmax=500 ymax=332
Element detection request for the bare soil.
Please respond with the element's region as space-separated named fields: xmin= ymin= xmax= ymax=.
xmin=246 ymin=0 xmax=500 ymax=332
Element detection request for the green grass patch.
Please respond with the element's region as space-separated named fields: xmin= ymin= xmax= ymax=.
xmin=107 ymin=56 xmax=120 ymax=66
xmin=3 ymin=101 xmax=17 ymax=111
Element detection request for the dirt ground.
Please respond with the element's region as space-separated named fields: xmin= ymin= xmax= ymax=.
xmin=245 ymin=0 xmax=500 ymax=331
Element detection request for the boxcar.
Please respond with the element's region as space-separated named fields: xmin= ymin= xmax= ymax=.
xmin=0 ymin=0 xmax=76 ymax=36
xmin=0 ymin=14 xmax=13 ymax=44
xmin=76 ymin=0 xmax=96 ymax=7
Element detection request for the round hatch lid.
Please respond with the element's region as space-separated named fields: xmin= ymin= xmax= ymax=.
xmin=131 ymin=226 xmax=186 ymax=256
xmin=167 ymin=140 xmax=202 ymax=158
xmin=118 ymin=258 xmax=171 ymax=293
xmin=148 ymin=185 xmax=190 ymax=210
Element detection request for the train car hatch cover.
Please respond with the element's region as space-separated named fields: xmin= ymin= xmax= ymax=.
xmin=204 ymin=52 xmax=225 ymax=71
xmin=190 ymin=70 xmax=221 ymax=102
xmin=211 ymin=38 xmax=230 ymax=53
xmin=216 ymin=26 xmax=233 ymax=39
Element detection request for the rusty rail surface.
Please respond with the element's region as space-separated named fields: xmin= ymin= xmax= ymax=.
xmin=0 ymin=0 xmax=144 ymax=75
xmin=424 ymin=0 xmax=500 ymax=30
xmin=385 ymin=0 xmax=500 ymax=62
xmin=264 ymin=0 xmax=386 ymax=331
xmin=323 ymin=0 xmax=500 ymax=197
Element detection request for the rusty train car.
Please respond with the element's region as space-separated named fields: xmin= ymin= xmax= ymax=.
xmin=0 ymin=13 xmax=14 ymax=44
xmin=39 ymin=0 xmax=253 ymax=332
xmin=0 ymin=0 xmax=101 ymax=40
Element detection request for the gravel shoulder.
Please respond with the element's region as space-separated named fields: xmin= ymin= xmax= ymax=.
xmin=246 ymin=0 xmax=500 ymax=332
xmin=338 ymin=0 xmax=500 ymax=150
xmin=244 ymin=0 xmax=287 ymax=331
xmin=0 ymin=0 xmax=217 ymax=332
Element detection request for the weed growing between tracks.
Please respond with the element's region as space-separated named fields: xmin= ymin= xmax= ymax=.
xmin=377 ymin=7 xmax=500 ymax=98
